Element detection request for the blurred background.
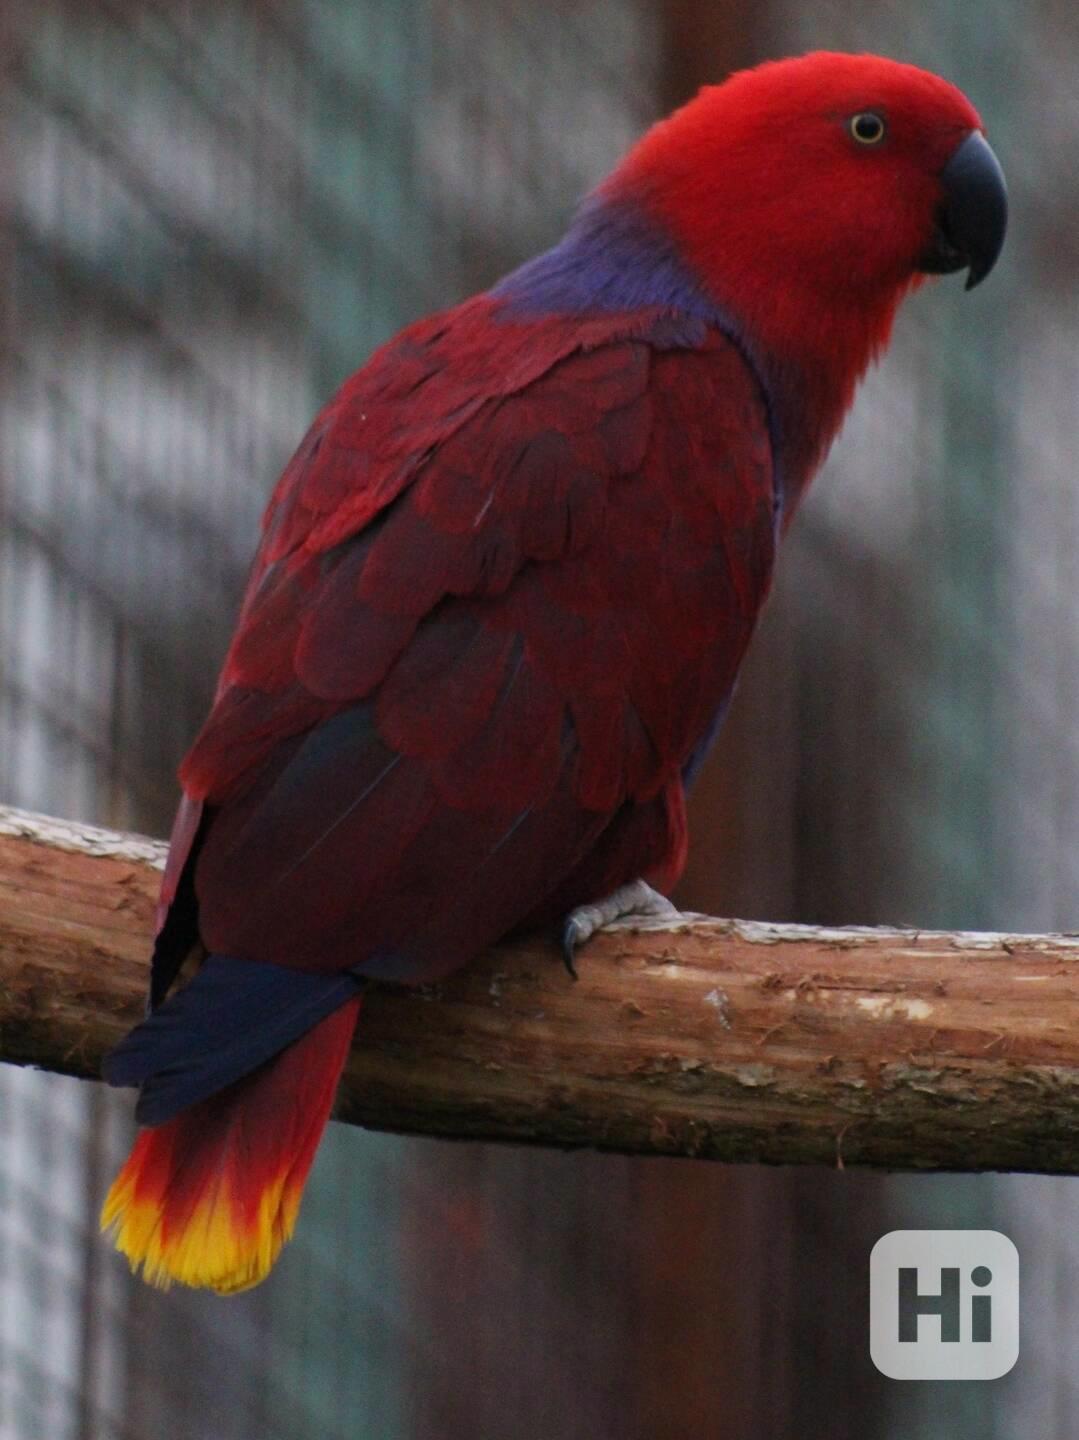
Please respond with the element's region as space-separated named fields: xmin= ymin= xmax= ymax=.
xmin=0 ymin=1 xmax=1075 ymax=1436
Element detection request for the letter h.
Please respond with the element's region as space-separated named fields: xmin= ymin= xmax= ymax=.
xmin=898 ymin=1266 xmax=960 ymax=1342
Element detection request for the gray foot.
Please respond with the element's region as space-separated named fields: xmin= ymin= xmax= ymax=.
xmin=560 ymin=878 xmax=679 ymax=979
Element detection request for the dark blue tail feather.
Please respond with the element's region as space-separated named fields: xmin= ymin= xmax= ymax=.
xmin=104 ymin=954 xmax=364 ymax=1126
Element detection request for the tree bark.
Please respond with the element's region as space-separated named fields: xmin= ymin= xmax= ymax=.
xmin=3 ymin=802 xmax=1079 ymax=1173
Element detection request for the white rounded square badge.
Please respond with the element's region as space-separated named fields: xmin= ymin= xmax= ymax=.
xmin=869 ymin=1229 xmax=1019 ymax=1380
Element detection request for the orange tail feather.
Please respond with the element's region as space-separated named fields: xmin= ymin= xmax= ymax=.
xmin=101 ymin=996 xmax=361 ymax=1294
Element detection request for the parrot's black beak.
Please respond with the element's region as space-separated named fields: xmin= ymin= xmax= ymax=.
xmin=919 ymin=130 xmax=1008 ymax=290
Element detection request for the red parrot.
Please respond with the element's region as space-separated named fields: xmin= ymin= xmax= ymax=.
xmin=101 ymin=52 xmax=1006 ymax=1291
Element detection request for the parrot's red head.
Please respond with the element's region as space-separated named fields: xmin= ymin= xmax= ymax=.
xmin=609 ymin=51 xmax=1007 ymax=474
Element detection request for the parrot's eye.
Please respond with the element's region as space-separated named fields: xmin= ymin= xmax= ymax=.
xmin=850 ymin=111 xmax=887 ymax=145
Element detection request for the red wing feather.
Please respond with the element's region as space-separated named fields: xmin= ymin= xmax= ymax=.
xmin=170 ymin=302 xmax=774 ymax=986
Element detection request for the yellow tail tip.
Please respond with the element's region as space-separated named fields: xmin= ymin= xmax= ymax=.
xmin=102 ymin=995 xmax=362 ymax=1292
xmin=101 ymin=1149 xmax=304 ymax=1295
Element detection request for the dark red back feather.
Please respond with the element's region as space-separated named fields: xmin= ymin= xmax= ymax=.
xmin=167 ymin=297 xmax=773 ymax=986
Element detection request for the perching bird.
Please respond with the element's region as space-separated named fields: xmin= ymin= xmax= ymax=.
xmin=102 ymin=51 xmax=1007 ymax=1292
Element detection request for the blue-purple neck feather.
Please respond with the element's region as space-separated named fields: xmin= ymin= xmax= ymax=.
xmin=491 ymin=194 xmax=724 ymax=322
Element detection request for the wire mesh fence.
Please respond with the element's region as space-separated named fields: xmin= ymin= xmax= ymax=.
xmin=0 ymin=1 xmax=1076 ymax=1437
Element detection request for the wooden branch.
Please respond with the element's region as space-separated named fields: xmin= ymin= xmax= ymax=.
xmin=4 ymin=802 xmax=1079 ymax=1173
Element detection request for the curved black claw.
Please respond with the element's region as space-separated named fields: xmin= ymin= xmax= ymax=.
xmin=560 ymin=918 xmax=581 ymax=981
xmin=558 ymin=880 xmax=679 ymax=981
